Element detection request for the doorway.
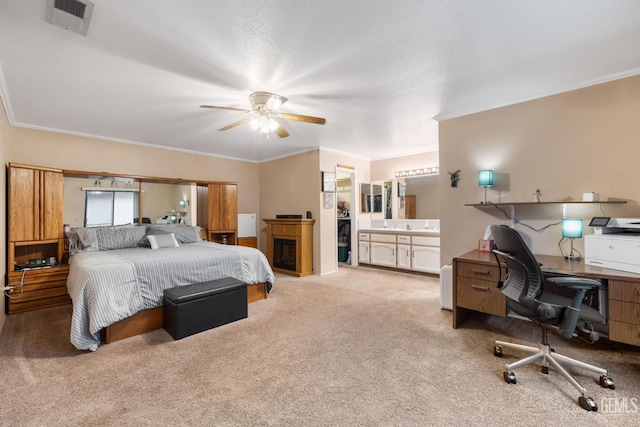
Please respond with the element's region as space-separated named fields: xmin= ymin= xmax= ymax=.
xmin=336 ymin=167 xmax=357 ymax=267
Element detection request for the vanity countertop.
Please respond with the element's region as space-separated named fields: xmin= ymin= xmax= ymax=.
xmin=358 ymin=228 xmax=440 ymax=236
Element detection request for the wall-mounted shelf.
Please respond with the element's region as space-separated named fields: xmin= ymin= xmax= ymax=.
xmin=465 ymin=201 xmax=626 ymax=207
xmin=465 ymin=201 xmax=627 ymax=228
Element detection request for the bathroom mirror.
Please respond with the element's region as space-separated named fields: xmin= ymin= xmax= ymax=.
xmin=360 ymin=183 xmax=371 ymax=213
xmin=384 ymin=180 xmax=393 ymax=219
xmin=395 ymin=175 xmax=440 ymax=219
xmin=372 ymin=183 xmax=382 ymax=213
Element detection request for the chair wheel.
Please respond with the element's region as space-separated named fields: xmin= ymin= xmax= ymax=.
xmin=494 ymin=345 xmax=503 ymax=357
xmin=541 ymin=366 xmax=549 ymax=375
xmin=503 ymin=371 xmax=516 ymax=384
xmin=599 ymin=375 xmax=615 ymax=390
xmin=578 ymin=396 xmax=598 ymax=411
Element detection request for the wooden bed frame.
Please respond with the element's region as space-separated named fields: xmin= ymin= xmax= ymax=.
xmin=101 ymin=282 xmax=268 ymax=344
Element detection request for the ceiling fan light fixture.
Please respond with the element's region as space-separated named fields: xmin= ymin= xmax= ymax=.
xmin=250 ymin=115 xmax=279 ymax=135
xmin=265 ymin=94 xmax=286 ymax=111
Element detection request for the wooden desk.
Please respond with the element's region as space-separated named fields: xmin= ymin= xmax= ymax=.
xmin=452 ymin=250 xmax=640 ymax=346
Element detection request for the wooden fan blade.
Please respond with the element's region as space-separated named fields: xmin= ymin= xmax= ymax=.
xmin=200 ymin=105 xmax=251 ymax=113
xmin=219 ymin=118 xmax=252 ymax=131
xmin=280 ymin=113 xmax=326 ymax=125
xmin=275 ymin=126 xmax=289 ymax=138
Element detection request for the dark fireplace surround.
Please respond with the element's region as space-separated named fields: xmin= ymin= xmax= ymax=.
xmin=273 ymin=238 xmax=296 ymax=271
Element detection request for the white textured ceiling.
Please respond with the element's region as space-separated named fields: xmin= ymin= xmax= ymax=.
xmin=1 ymin=1 xmax=640 ymax=162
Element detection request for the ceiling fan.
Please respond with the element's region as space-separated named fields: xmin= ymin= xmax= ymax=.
xmin=200 ymin=92 xmax=326 ymax=138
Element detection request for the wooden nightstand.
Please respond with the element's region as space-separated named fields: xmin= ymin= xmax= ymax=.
xmin=6 ymin=265 xmax=71 ymax=314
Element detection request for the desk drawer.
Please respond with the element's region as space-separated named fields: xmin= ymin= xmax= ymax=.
xmin=609 ymin=320 xmax=640 ymax=347
xmin=609 ymin=300 xmax=640 ymax=325
xmin=606 ymin=280 xmax=640 ymax=346
xmin=456 ymin=262 xmax=501 ymax=283
xmin=609 ymin=280 xmax=640 ymax=304
xmin=456 ymin=276 xmax=506 ymax=317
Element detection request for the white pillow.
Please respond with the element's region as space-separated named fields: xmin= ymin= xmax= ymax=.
xmin=147 ymin=233 xmax=179 ymax=250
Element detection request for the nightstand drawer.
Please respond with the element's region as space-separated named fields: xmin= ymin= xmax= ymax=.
xmin=456 ymin=276 xmax=506 ymax=317
xmin=6 ymin=265 xmax=70 ymax=314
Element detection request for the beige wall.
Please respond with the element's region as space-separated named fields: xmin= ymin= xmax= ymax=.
xmin=4 ymin=125 xmax=261 ymax=215
xmin=370 ymin=151 xmax=439 ymax=181
xmin=439 ymin=75 xmax=640 ymax=266
xmin=259 ymin=150 xmax=320 ymax=268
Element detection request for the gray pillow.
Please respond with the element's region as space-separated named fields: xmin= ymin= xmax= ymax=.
xmin=68 ymin=228 xmax=99 ymax=255
xmin=145 ymin=224 xmax=201 ymax=244
xmin=138 ymin=226 xmax=172 ymax=247
xmin=95 ymin=226 xmax=147 ymax=250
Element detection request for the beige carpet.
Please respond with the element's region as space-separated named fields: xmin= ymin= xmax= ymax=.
xmin=1 ymin=266 xmax=639 ymax=426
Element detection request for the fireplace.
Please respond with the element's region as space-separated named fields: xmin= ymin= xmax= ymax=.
xmin=263 ymin=218 xmax=315 ymax=277
xmin=273 ymin=238 xmax=296 ymax=271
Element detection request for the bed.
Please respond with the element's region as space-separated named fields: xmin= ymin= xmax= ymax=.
xmin=66 ymin=224 xmax=275 ymax=351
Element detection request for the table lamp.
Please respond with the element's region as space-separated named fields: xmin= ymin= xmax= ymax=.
xmin=478 ymin=170 xmax=494 ymax=204
xmin=562 ymin=218 xmax=583 ymax=261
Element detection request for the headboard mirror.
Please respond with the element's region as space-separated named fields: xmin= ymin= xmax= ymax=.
xmin=63 ymin=174 xmax=198 ymax=228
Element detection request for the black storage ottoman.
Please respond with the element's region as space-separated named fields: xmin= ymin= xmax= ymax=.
xmin=163 ymin=277 xmax=248 ymax=340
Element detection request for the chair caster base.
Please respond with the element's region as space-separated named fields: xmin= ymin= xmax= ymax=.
xmin=579 ymin=396 xmax=598 ymax=411
xmin=494 ymin=345 xmax=503 ymax=357
xmin=599 ymin=375 xmax=615 ymax=390
xmin=503 ymin=371 xmax=516 ymax=384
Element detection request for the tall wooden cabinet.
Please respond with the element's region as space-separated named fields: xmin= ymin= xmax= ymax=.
xmin=196 ymin=182 xmax=239 ymax=245
xmin=207 ymin=183 xmax=238 ymax=244
xmin=6 ymin=163 xmax=70 ymax=314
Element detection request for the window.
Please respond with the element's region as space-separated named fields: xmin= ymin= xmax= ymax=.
xmin=84 ymin=190 xmax=139 ymax=227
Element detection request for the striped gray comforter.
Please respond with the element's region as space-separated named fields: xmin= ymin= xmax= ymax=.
xmin=67 ymin=242 xmax=275 ymax=351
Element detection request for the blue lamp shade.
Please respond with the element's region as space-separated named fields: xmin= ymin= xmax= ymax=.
xmin=478 ymin=170 xmax=494 ymax=187
xmin=562 ymin=219 xmax=583 ymax=239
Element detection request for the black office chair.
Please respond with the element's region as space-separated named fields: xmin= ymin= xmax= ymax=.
xmin=490 ymin=224 xmax=614 ymax=411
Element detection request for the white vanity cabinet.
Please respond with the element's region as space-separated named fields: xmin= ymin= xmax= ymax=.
xmin=357 ymin=230 xmax=440 ymax=274
xmin=358 ymin=233 xmax=370 ymax=264
xmin=396 ymin=235 xmax=412 ymax=269
xmin=411 ymin=236 xmax=441 ymax=274
xmin=370 ymin=234 xmax=397 ymax=268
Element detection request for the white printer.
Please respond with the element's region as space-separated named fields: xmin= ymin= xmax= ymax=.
xmin=584 ymin=217 xmax=640 ymax=274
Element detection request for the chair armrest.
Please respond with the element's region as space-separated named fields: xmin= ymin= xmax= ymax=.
xmin=546 ymin=276 xmax=601 ymax=291
xmin=547 ymin=276 xmax=601 ymax=338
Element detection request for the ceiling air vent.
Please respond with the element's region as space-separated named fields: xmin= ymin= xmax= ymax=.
xmin=45 ymin=0 xmax=94 ymax=36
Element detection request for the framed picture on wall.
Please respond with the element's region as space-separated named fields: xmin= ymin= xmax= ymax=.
xmin=324 ymin=192 xmax=334 ymax=209
xmin=322 ymin=171 xmax=336 ymax=192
